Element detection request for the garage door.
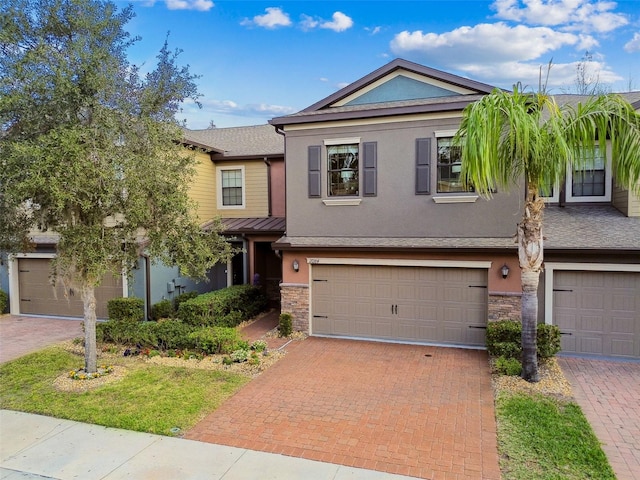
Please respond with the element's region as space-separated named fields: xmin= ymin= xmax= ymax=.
xmin=554 ymin=271 xmax=640 ymax=358
xmin=18 ymin=258 xmax=123 ymax=319
xmin=311 ymin=265 xmax=488 ymax=346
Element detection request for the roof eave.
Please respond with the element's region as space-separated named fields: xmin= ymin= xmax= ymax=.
xmin=299 ymin=58 xmax=498 ymax=113
xmin=269 ymin=100 xmax=475 ymax=128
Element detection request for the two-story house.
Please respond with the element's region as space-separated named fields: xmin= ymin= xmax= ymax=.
xmin=270 ymin=58 xmax=640 ymax=359
xmin=1 ymin=124 xmax=284 ymax=318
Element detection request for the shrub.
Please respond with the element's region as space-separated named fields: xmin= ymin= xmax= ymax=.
xmin=251 ymin=340 xmax=267 ymax=352
xmin=537 ymin=324 xmax=562 ymax=359
xmin=174 ymin=291 xmax=198 ymax=312
xmin=177 ymin=285 xmax=267 ymax=327
xmin=486 ymin=319 xmax=562 ymax=360
xmin=486 ymin=320 xmax=521 ymax=358
xmin=150 ymin=299 xmax=174 ymax=321
xmin=188 ymin=326 xmax=244 ymax=355
xmin=0 ymin=289 xmax=8 ymax=314
xmin=230 ymin=349 xmax=249 ymax=363
xmin=96 ymin=319 xmax=141 ymax=345
xmin=97 ymin=318 xmax=195 ymax=350
xmin=107 ymin=297 xmax=144 ymax=322
xmin=494 ymin=356 xmax=522 ymax=376
xmin=278 ymin=312 xmax=293 ymax=337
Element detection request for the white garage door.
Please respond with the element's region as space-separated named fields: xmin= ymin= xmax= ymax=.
xmin=18 ymin=258 xmax=123 ymax=319
xmin=311 ymin=264 xmax=488 ymax=346
xmin=554 ymin=271 xmax=640 ymax=358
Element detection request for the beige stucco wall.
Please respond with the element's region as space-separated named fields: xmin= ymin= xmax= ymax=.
xmin=283 ymin=117 xmax=524 ymax=238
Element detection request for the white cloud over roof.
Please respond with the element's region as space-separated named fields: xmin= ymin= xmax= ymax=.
xmin=389 ymin=0 xmax=630 ymax=90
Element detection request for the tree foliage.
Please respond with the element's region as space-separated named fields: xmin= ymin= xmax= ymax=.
xmin=455 ymin=85 xmax=640 ymax=381
xmin=0 ymin=0 xmax=235 ymax=371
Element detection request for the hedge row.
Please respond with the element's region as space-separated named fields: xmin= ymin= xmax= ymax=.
xmin=0 ymin=289 xmax=7 ymax=314
xmin=96 ymin=319 xmax=246 ymax=355
xmin=177 ymin=285 xmax=267 ymax=327
xmin=486 ymin=319 xmax=561 ymax=360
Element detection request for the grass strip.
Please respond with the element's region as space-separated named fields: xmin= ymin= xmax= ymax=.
xmin=0 ymin=346 xmax=249 ymax=435
xmin=496 ymin=391 xmax=615 ymax=480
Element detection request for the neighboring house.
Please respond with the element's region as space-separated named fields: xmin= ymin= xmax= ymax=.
xmin=270 ymin=58 xmax=640 ymax=359
xmin=0 ymin=124 xmax=284 ymax=318
xmin=179 ymin=124 xmax=285 ymax=305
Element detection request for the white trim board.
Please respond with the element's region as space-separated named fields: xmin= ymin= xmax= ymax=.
xmin=306 ymin=257 xmax=492 ymax=268
xmin=543 ymin=262 xmax=640 ymax=326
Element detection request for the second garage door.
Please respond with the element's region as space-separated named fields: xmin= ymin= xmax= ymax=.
xmin=18 ymin=258 xmax=123 ymax=319
xmin=311 ymin=264 xmax=488 ymax=346
xmin=554 ymin=270 xmax=640 ymax=358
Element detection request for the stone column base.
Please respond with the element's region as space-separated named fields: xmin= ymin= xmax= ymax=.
xmin=280 ymin=283 xmax=309 ymax=332
xmin=488 ymin=293 xmax=522 ymax=322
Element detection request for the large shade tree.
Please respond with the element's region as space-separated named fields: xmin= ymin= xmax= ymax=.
xmin=455 ymin=85 xmax=640 ymax=382
xmin=0 ymin=0 xmax=235 ymax=373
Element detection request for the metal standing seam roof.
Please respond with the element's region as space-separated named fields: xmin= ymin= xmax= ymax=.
xmin=182 ymin=124 xmax=283 ymax=158
xmin=202 ymin=217 xmax=286 ymax=235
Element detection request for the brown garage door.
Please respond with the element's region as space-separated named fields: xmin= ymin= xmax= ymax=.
xmin=311 ymin=265 xmax=488 ymax=346
xmin=18 ymin=258 xmax=123 ymax=319
xmin=554 ymin=271 xmax=640 ymax=358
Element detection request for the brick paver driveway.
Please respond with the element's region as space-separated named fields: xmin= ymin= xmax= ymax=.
xmin=186 ymin=338 xmax=500 ymax=480
xmin=560 ymin=357 xmax=640 ymax=480
xmin=0 ymin=315 xmax=83 ymax=363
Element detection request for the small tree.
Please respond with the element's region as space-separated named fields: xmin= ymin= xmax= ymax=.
xmin=455 ymin=85 xmax=640 ymax=382
xmin=0 ymin=0 xmax=235 ymax=373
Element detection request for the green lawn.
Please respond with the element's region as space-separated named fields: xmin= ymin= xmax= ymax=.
xmin=496 ymin=391 xmax=615 ymax=480
xmin=0 ymin=346 xmax=249 ymax=436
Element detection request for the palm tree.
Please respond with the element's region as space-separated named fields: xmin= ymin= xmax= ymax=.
xmin=455 ymin=85 xmax=640 ymax=382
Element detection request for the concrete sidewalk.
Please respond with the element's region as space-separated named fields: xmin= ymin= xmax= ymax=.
xmin=0 ymin=410 xmax=416 ymax=480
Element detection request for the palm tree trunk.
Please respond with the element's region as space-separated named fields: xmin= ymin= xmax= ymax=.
xmin=81 ymin=283 xmax=98 ymax=373
xmin=518 ymin=184 xmax=545 ymax=382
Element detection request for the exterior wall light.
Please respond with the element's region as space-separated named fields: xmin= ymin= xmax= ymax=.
xmin=501 ymin=264 xmax=510 ymax=279
xmin=292 ymin=259 xmax=300 ymax=272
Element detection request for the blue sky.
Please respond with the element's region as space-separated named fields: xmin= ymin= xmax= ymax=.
xmin=118 ymin=0 xmax=640 ymax=129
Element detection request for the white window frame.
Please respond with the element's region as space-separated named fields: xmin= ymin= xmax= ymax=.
xmin=543 ymin=144 xmax=612 ymax=204
xmin=217 ymin=165 xmax=245 ymax=210
xmin=324 ymin=137 xmax=361 ymax=198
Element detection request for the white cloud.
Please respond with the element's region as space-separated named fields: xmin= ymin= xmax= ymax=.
xmin=391 ymin=23 xmax=586 ymax=65
xmin=193 ymin=98 xmax=296 ymax=118
xmin=491 ymin=0 xmax=628 ymax=33
xmin=366 ymin=26 xmax=382 ymax=35
xmin=624 ymin=32 xmax=640 ymax=53
xmin=300 ymin=14 xmax=319 ymax=31
xmin=242 ymin=7 xmax=292 ymax=29
xmin=164 ymin=0 xmax=214 ymax=11
xmin=320 ymin=12 xmax=354 ymax=32
xmin=389 ymin=22 xmax=624 ymax=90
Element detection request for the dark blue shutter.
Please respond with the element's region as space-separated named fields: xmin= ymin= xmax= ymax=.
xmin=308 ymin=145 xmax=321 ymax=198
xmin=362 ymin=142 xmax=377 ymax=197
xmin=415 ymin=138 xmax=431 ymax=195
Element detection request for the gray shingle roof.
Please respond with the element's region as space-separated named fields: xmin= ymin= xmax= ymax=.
xmin=182 ymin=124 xmax=283 ymax=158
xmin=544 ymin=205 xmax=640 ymax=251
xmin=274 ymin=205 xmax=640 ymax=252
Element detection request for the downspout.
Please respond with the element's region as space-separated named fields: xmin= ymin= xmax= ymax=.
xmin=143 ymin=253 xmax=151 ymax=320
xmin=264 ymin=156 xmax=272 ymax=217
xmin=274 ymin=126 xmax=286 ymax=230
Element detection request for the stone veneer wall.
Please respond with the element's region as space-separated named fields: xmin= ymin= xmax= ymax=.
xmin=280 ymin=283 xmax=309 ymax=332
xmin=488 ymin=293 xmax=522 ymax=321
